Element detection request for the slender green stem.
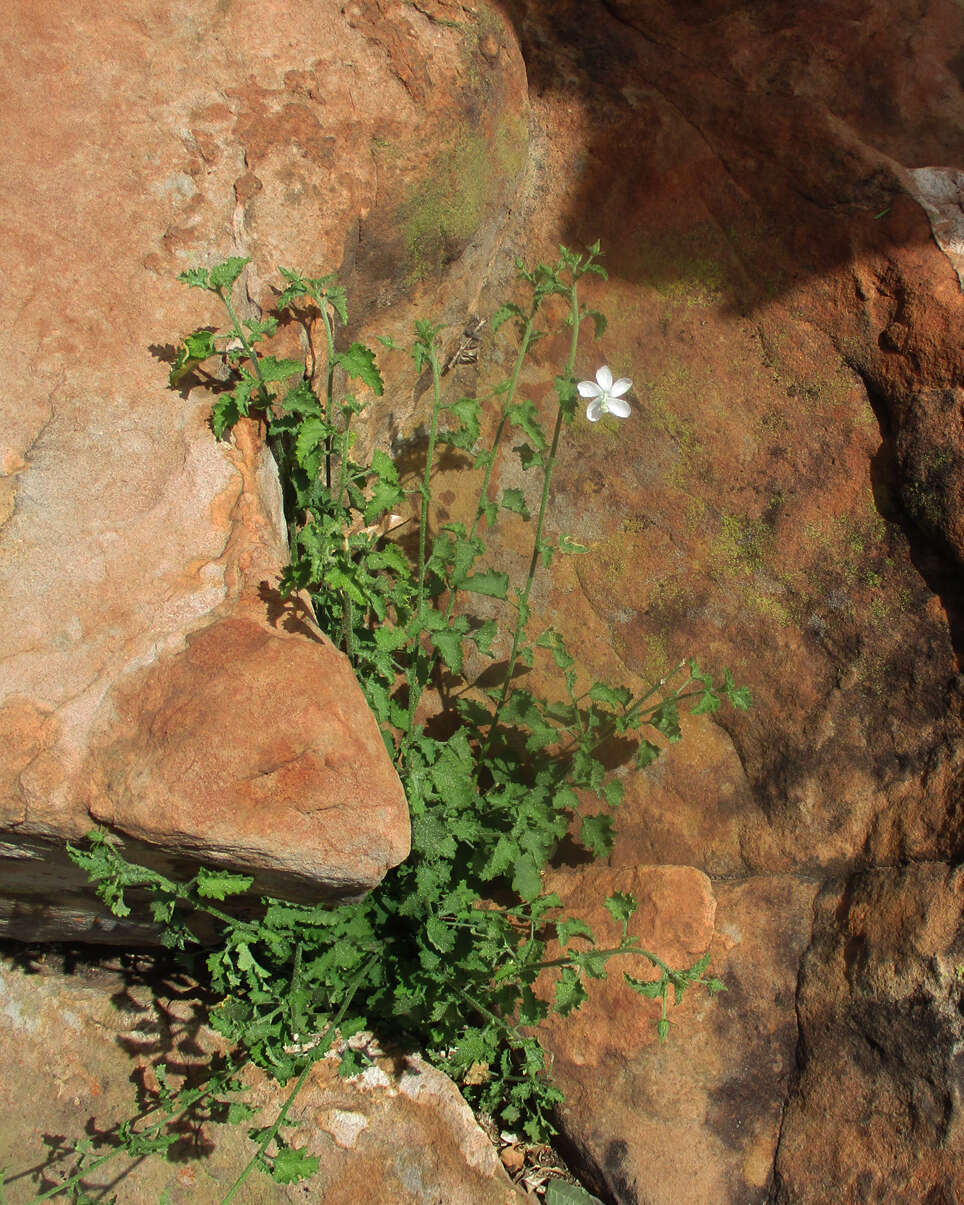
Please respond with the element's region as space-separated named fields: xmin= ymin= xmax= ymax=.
xmin=401 ymin=343 xmax=444 ymax=745
xmin=458 ymin=989 xmax=530 ymax=1052
xmin=219 ymin=956 xmax=375 ymax=1205
xmin=534 ymin=946 xmax=673 ymax=976
xmin=290 ymin=943 xmax=305 ymax=1037
xmin=220 ymin=1063 xmax=314 ymax=1205
xmin=312 ymin=293 xmax=338 ymax=493
xmin=27 ymin=1074 xmax=233 ymax=1203
xmin=465 ymin=312 xmax=537 ymax=547
xmin=621 ymin=662 xmax=689 ymax=725
xmin=416 ymin=351 xmax=443 ymax=606
xmin=405 ymin=309 xmax=540 ymax=755
xmin=219 ymin=290 xmax=271 ymax=408
xmin=482 ymin=283 xmax=582 ymax=758
xmin=335 ymin=409 xmax=353 ymax=511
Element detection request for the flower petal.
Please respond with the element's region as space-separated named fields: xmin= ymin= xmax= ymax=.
xmin=596 ymin=365 xmax=613 ymax=391
xmin=578 ymin=380 xmax=602 ymax=398
xmin=607 ymin=396 xmax=631 ymax=418
xmin=586 ymin=398 xmax=605 ymax=422
xmin=610 ymin=377 xmax=632 ymax=397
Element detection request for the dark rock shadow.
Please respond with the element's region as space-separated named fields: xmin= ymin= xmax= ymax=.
xmin=498 ymin=0 xmax=961 ymax=311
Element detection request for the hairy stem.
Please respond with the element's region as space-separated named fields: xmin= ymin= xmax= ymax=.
xmin=402 ymin=341 xmax=444 ymax=745
xmin=483 ymin=282 xmax=583 ymax=758
xmin=219 ymin=957 xmax=375 ymax=1205
xmin=219 ymin=290 xmax=271 ymax=408
xmin=312 ymin=293 xmax=338 ymax=493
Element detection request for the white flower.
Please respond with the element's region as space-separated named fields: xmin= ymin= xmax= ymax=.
xmin=577 ymin=365 xmax=632 ymax=422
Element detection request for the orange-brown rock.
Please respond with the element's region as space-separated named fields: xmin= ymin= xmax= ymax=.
xmin=0 ymin=0 xmax=527 ymax=936
xmin=774 ymin=864 xmax=964 ymax=1204
xmin=427 ymin=0 xmax=964 ymax=1198
xmin=538 ymin=871 xmax=817 ymax=1203
xmin=0 ymin=948 xmax=524 ymax=1204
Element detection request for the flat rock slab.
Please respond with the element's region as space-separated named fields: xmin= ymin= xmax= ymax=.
xmin=0 ymin=948 xmax=524 ymax=1203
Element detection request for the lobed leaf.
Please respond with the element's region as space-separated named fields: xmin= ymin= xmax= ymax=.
xmin=337 ymin=342 xmax=384 ymax=395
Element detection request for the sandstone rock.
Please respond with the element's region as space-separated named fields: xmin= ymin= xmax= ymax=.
xmin=538 ymin=871 xmax=817 ymax=1204
xmin=432 ymin=0 xmax=964 ymax=1197
xmin=0 ymin=947 xmax=524 ymax=1203
xmin=909 ymin=167 xmax=964 ymax=289
xmin=773 ymin=864 xmax=964 ymax=1204
xmin=0 ymin=0 xmax=527 ymax=937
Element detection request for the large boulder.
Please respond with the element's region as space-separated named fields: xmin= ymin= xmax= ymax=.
xmin=427 ymin=0 xmax=964 ymax=1197
xmin=0 ymin=0 xmax=527 ymax=938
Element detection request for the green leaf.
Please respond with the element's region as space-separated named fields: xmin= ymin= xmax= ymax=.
xmin=507 ymin=400 xmax=546 ymax=451
xmin=258 ymin=356 xmax=304 ymax=382
xmin=194 ymin=867 xmax=254 ymax=900
xmin=624 ymin=972 xmax=664 ymax=999
xmin=579 ymin=813 xmax=614 ymax=858
xmin=267 ymin=1146 xmax=320 ymax=1185
xmin=546 ymin=1181 xmax=604 ymax=1205
xmin=556 ymin=917 xmax=594 ymax=946
xmin=513 ymin=442 xmax=543 ymax=471
xmin=183 ymin=328 xmax=219 ymax=361
xmin=325 ymin=284 xmax=349 ymax=327
xmin=603 ymin=892 xmax=637 ymax=927
xmin=169 ymin=328 xmax=219 ymax=386
xmin=558 ymin=533 xmax=589 ymax=555
xmin=426 ymin=915 xmax=456 ymax=953
xmin=500 ymin=488 xmax=531 ymax=520
xmin=294 ymin=417 xmax=328 ymax=475
xmin=553 ymin=967 xmax=588 ymax=1017
xmin=650 ymin=700 xmax=681 ymax=742
xmin=211 ymin=395 xmax=242 ymax=441
xmin=602 ymin=778 xmax=624 ymax=808
xmin=208 ymin=257 xmax=250 ymax=290
xmin=177 ymin=266 xmax=210 ymax=289
xmin=462 ymin=570 xmax=509 ymax=600
xmin=584 ymin=309 xmax=608 ymax=339
xmin=468 ymin=618 xmax=497 ymax=657
xmin=490 ymin=301 xmax=524 ymax=333
xmin=554 ymin=375 xmax=578 ymax=422
xmin=442 ymin=397 xmax=481 ymax=450
xmin=690 ymin=685 xmax=720 ymax=715
xmin=588 ymin=682 xmax=631 ymax=709
xmin=243 ymin=315 xmax=278 ymax=343
xmin=337 ymin=342 xmax=384 ymax=395
xmin=723 ymin=669 xmax=753 ymax=710
xmin=512 ymin=855 xmax=542 ymax=902
xmin=280 ymin=380 xmax=323 ymax=417
xmin=635 ymin=739 xmax=661 ymax=770
xmin=536 ymin=627 xmax=574 ymax=670
xmin=427 ymin=624 xmax=466 ymax=674
xmin=277 ymin=267 xmax=309 ymax=309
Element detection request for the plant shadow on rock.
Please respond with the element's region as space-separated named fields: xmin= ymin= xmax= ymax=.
xmin=1 ymin=941 xmax=234 ymax=1194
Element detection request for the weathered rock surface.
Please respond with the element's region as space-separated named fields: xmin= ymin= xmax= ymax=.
xmin=0 ymin=947 xmax=524 ymax=1203
xmin=4 ymin=0 xmax=964 ymax=1199
xmin=429 ymin=0 xmax=964 ymax=1198
xmin=0 ymin=0 xmax=527 ymax=935
xmin=774 ymin=864 xmax=964 ymax=1204
xmin=539 ymin=871 xmax=818 ymax=1203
